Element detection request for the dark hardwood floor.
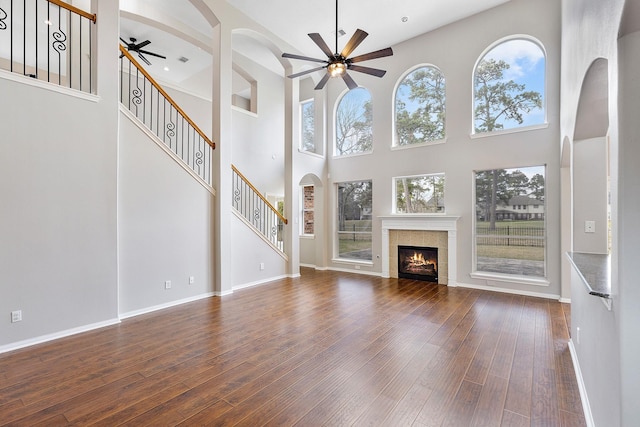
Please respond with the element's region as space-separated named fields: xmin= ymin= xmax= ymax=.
xmin=0 ymin=268 xmax=585 ymax=426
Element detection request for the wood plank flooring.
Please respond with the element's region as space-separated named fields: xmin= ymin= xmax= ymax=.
xmin=0 ymin=268 xmax=586 ymax=426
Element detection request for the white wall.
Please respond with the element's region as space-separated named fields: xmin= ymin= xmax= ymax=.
xmin=0 ymin=1 xmax=120 ymax=350
xmin=118 ymin=112 xmax=215 ymax=315
xmin=230 ymin=214 xmax=287 ymax=289
xmin=231 ymin=53 xmax=285 ymax=198
xmin=320 ymin=0 xmax=562 ymax=297
xmin=572 ymin=137 xmax=609 ymax=253
xmin=562 ymin=0 xmax=640 ymax=424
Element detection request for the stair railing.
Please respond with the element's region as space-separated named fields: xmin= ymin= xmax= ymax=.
xmin=0 ymin=0 xmax=96 ymax=93
xmin=119 ymin=45 xmax=215 ymax=186
xmin=232 ymin=165 xmax=288 ymax=253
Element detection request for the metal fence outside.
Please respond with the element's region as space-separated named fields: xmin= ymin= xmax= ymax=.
xmin=476 ymin=226 xmax=544 ymax=247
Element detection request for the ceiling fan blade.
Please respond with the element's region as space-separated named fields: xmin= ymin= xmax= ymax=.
xmin=308 ymin=33 xmax=334 ymax=58
xmin=349 ymin=47 xmax=394 ymax=63
xmin=288 ymin=66 xmax=327 ymax=79
xmin=133 ymin=40 xmax=151 ymax=50
xmin=138 ymin=52 xmax=152 ymax=66
xmin=139 ymin=49 xmax=166 ymax=59
xmin=120 ymin=37 xmax=128 ymax=45
xmin=342 ymin=72 xmax=358 ymax=90
xmin=314 ymin=73 xmax=331 ymax=90
xmin=340 ymin=29 xmax=368 ymax=58
xmin=282 ymin=52 xmax=329 ymax=64
xmin=348 ymin=64 xmax=387 ymax=78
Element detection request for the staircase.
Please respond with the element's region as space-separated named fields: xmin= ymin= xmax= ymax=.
xmin=1 ymin=0 xmax=288 ymax=258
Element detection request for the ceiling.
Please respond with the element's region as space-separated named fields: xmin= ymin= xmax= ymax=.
xmin=120 ymin=0 xmax=511 ymax=88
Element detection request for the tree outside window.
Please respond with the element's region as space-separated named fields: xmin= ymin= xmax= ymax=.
xmin=301 ymin=100 xmax=315 ymax=153
xmin=394 ymin=174 xmax=445 ymax=213
xmin=395 ymin=66 xmax=445 ymax=146
xmin=475 ymin=166 xmax=546 ymax=277
xmin=335 ymin=88 xmax=372 ymax=156
xmin=474 ymin=39 xmax=545 ymax=133
xmin=337 ymin=180 xmax=372 ymax=260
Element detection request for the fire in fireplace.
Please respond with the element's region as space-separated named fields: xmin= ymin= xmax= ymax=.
xmin=398 ymin=245 xmax=438 ymax=282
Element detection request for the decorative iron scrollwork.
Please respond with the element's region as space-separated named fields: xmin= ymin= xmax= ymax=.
xmin=166 ymin=122 xmax=176 ymax=139
xmin=52 ymin=29 xmax=67 ymax=54
xmin=0 ymin=7 xmax=7 ymax=30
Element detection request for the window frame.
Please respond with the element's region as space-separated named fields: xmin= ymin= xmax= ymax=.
xmin=471 ymin=35 xmax=547 ymax=137
xmin=392 ymin=173 xmax=446 ymax=214
xmin=392 ymin=64 xmax=447 ymax=149
xmin=334 ymin=179 xmax=373 ymax=263
xmin=334 ymin=87 xmax=374 ymax=158
xmin=471 ymin=165 xmax=549 ymax=286
xmin=300 ymin=98 xmax=316 ymax=154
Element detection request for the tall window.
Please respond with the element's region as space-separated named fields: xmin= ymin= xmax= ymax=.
xmin=302 ymin=185 xmax=314 ymax=236
xmin=335 ymin=88 xmax=372 ymax=156
xmin=337 ymin=180 xmax=372 ymax=261
xmin=473 ymin=38 xmax=545 ymax=133
xmin=301 ymin=100 xmax=315 ymax=153
xmin=474 ymin=166 xmax=546 ymax=278
xmin=395 ymin=66 xmax=446 ymax=146
xmin=394 ymin=174 xmax=445 ymax=213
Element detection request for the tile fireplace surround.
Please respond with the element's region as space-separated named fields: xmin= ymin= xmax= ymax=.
xmin=380 ymin=216 xmax=460 ymax=286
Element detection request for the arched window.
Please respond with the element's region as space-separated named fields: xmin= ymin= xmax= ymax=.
xmin=394 ymin=66 xmax=445 ymax=146
xmin=473 ymin=38 xmax=545 ymax=134
xmin=335 ymin=88 xmax=372 ymax=156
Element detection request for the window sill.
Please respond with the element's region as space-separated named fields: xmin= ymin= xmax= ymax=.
xmin=470 ymin=122 xmax=549 ymax=139
xmin=300 ymin=235 xmax=315 ymax=239
xmin=298 ymin=149 xmax=324 ymax=159
xmin=332 ymin=150 xmax=373 ymax=159
xmin=470 ymin=271 xmax=549 ymax=287
xmin=391 ymin=138 xmax=447 ymax=151
xmin=332 ymin=258 xmax=374 ymax=266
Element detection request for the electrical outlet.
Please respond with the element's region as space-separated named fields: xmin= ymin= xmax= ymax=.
xmin=189 ymin=276 xmax=195 ymax=284
xmin=11 ymin=310 xmax=22 ymax=323
xmin=165 ymin=280 xmax=171 ymax=289
xmin=576 ymin=326 xmax=580 ymax=345
xmin=260 ymin=262 xmax=265 ymax=271
xmin=585 ymin=221 xmax=596 ymax=233
xmin=355 ymin=265 xmax=361 ymax=270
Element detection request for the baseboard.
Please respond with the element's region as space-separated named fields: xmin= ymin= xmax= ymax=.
xmin=559 ymin=297 xmax=572 ymax=304
xmin=119 ymin=292 xmax=216 ymax=319
xmin=327 ymin=266 xmax=382 ymax=277
xmin=0 ymin=318 xmax=121 ymax=355
xmin=456 ymin=281 xmax=560 ymax=300
xmin=568 ymin=339 xmax=595 ymax=427
xmin=232 ymin=275 xmax=289 ymax=292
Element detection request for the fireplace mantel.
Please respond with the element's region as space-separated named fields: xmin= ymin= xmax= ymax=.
xmin=380 ymin=215 xmax=460 ymax=285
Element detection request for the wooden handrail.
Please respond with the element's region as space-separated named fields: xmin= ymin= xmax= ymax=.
xmin=119 ymin=45 xmax=216 ymax=150
xmin=48 ymin=0 xmax=96 ymax=23
xmin=232 ymin=164 xmax=288 ymax=225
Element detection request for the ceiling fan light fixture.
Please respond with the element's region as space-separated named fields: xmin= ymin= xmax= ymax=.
xmin=328 ymin=61 xmax=347 ymax=77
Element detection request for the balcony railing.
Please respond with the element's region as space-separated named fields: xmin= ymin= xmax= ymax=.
xmin=0 ymin=0 xmax=96 ymax=93
xmin=232 ymin=165 xmax=287 ymax=253
xmin=119 ymin=45 xmax=215 ymax=186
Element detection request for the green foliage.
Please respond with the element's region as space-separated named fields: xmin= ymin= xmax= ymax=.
xmin=395 ymin=67 xmax=446 ymax=145
xmin=475 ymin=167 xmax=545 ymax=230
xmin=474 ymin=58 xmax=542 ymax=132
xmin=395 ymin=174 xmax=445 ymax=213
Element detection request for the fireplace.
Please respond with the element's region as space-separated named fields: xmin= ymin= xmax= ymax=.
xmin=398 ymin=245 xmax=438 ymax=282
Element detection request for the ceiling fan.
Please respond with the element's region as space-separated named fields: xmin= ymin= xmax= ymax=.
xmin=119 ymin=37 xmax=166 ymax=66
xmin=282 ymin=0 xmax=393 ymax=90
